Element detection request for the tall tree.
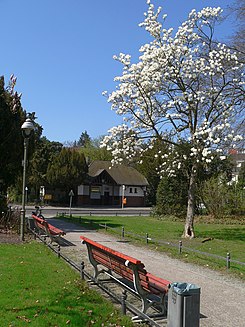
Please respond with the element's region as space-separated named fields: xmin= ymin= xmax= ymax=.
xmin=0 ymin=75 xmax=25 ymax=211
xmin=101 ymin=1 xmax=244 ymax=238
xmin=29 ymin=137 xmax=63 ymax=198
xmin=136 ymin=139 xmax=169 ymax=205
xmin=77 ymin=130 xmax=91 ymax=147
xmin=80 ymin=136 xmax=112 ymax=163
xmin=46 ymin=148 xmax=88 ymax=195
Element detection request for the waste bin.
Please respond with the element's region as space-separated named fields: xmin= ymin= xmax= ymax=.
xmin=167 ymin=282 xmax=201 ymax=327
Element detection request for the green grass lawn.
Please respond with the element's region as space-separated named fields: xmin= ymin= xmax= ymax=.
xmin=0 ymin=242 xmax=135 ymax=327
xmin=65 ymin=215 xmax=245 ymax=280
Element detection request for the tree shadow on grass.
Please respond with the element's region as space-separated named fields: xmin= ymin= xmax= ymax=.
xmin=197 ymin=226 xmax=245 ymax=242
xmin=62 ymin=217 xmax=123 ymax=231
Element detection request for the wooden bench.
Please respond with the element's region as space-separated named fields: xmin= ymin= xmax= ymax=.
xmin=80 ymin=236 xmax=170 ymax=316
xmin=32 ymin=214 xmax=66 ymax=243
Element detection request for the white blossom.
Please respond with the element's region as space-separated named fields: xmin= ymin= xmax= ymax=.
xmin=101 ymin=1 xmax=244 ymax=175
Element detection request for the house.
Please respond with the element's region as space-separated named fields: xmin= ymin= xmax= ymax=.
xmin=229 ymin=149 xmax=245 ymax=183
xmin=77 ymin=161 xmax=149 ymax=207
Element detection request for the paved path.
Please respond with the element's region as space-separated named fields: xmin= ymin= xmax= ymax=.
xmin=47 ymin=218 xmax=245 ymax=327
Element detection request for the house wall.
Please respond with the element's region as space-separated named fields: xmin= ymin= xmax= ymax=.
xmin=78 ymin=185 xmax=89 ymax=195
xmin=122 ymin=186 xmax=145 ymax=197
xmin=77 ymin=184 xmax=146 ymax=206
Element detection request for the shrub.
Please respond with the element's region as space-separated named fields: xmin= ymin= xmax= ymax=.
xmin=155 ymin=175 xmax=188 ymax=217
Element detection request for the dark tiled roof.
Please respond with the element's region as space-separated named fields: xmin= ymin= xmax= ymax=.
xmin=88 ymin=161 xmax=148 ymax=186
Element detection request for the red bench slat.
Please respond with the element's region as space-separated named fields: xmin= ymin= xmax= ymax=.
xmin=81 ymin=236 xmax=142 ymax=265
xmin=81 ymin=236 xmax=170 ymax=294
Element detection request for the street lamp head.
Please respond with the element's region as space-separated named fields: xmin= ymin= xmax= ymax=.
xmin=21 ymin=118 xmax=34 ymax=138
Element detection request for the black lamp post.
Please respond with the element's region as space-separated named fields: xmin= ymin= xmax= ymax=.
xmin=20 ymin=117 xmax=34 ymax=241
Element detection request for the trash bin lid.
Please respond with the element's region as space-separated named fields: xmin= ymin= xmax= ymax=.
xmin=171 ymin=282 xmax=201 ymax=295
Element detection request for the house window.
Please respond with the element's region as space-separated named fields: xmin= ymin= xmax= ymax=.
xmin=129 ymin=188 xmax=133 ymax=193
xmin=134 ymin=188 xmax=138 ymax=193
xmin=90 ymin=186 xmax=101 ymax=199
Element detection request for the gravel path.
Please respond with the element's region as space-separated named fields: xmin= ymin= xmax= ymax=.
xmin=47 ymin=218 xmax=245 ymax=327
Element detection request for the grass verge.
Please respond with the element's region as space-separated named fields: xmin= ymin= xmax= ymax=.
xmin=0 ymin=242 xmax=135 ymax=327
xmin=64 ymin=215 xmax=245 ymax=280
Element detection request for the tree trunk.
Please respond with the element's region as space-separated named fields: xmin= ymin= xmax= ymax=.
xmin=183 ymin=165 xmax=197 ymax=238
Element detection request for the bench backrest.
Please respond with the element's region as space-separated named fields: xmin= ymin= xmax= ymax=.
xmin=81 ymin=236 xmax=153 ymax=290
xmin=32 ymin=214 xmax=46 ymax=230
xmin=32 ymin=214 xmax=65 ymax=236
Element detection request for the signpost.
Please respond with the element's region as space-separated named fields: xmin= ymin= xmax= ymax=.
xmin=122 ymin=185 xmax=125 ymax=209
xmin=69 ymin=189 xmax=74 ymax=217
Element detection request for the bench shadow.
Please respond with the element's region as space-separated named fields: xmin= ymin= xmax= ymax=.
xmin=55 ymin=237 xmax=76 ymax=247
xmin=200 ymin=313 xmax=208 ymax=319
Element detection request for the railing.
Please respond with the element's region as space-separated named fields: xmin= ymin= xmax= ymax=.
xmin=56 ymin=209 xmax=150 ymax=217
xmin=97 ymin=223 xmax=245 ymax=271
xmin=28 ymin=226 xmax=166 ymax=327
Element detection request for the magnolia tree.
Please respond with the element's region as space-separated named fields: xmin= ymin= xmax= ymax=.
xmin=101 ymin=1 xmax=245 ymax=238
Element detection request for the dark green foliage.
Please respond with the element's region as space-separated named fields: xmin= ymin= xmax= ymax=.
xmin=79 ymin=135 xmax=112 ymax=163
xmin=237 ymin=162 xmax=245 ymax=189
xmin=77 ymin=130 xmax=91 ymax=147
xmin=136 ymin=140 xmax=169 ymax=205
xmin=200 ymin=176 xmax=244 ymax=217
xmin=0 ymin=76 xmax=25 ymax=212
xmin=0 ymin=77 xmax=23 ymax=187
xmin=155 ymin=175 xmax=188 ymax=217
xmin=46 ymin=148 xmax=88 ymax=193
xmin=29 ymin=137 xmax=63 ymax=198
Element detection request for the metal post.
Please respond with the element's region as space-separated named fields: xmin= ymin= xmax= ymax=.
xmin=57 ymin=245 xmax=61 ymax=258
xmin=69 ymin=190 xmax=74 ymax=217
xmin=25 ymin=186 xmax=28 ymax=204
xmin=146 ymin=233 xmax=149 ymax=244
xmin=122 ymin=226 xmax=125 ymax=239
xmin=81 ymin=261 xmax=85 ymax=280
xmin=179 ymin=240 xmax=182 ymax=254
xmin=226 ymin=252 xmax=230 ymax=269
xmin=121 ymin=290 xmax=127 ymax=315
xmin=122 ymin=185 xmax=125 ymax=209
xmin=20 ymin=138 xmax=28 ymax=241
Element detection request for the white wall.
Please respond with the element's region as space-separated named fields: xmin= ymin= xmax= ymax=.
xmin=120 ymin=186 xmax=145 ymax=197
xmin=78 ymin=185 xmax=89 ymax=195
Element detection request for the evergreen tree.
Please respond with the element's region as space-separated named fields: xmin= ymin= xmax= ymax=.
xmin=77 ymin=131 xmax=91 ymax=147
xmin=29 ymin=137 xmax=63 ymax=199
xmin=0 ymin=76 xmax=25 ymax=211
xmin=46 ymin=148 xmax=88 ymax=196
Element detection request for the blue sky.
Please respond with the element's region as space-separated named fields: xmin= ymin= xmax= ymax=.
xmin=1 ymin=0 xmax=235 ymax=143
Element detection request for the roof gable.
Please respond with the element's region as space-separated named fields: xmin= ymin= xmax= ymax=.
xmin=88 ymin=161 xmax=148 ymax=186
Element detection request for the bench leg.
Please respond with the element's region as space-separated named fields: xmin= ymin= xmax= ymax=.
xmin=85 ymin=244 xmax=99 ymax=279
xmin=130 ymin=264 xmax=167 ymax=316
xmin=143 ymin=292 xmax=167 ymax=316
